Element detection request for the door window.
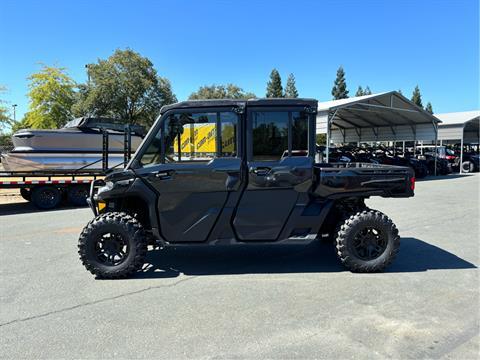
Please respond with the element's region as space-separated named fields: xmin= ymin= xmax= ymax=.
xmin=166 ymin=112 xmax=217 ymax=162
xmin=252 ymin=110 xmax=308 ymax=161
xmin=292 ymin=111 xmax=308 ymax=152
xmin=252 ymin=111 xmax=288 ymax=161
xmin=140 ymin=111 xmax=238 ymax=166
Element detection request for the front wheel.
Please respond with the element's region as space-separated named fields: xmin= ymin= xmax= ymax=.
xmin=335 ymin=209 xmax=400 ymax=272
xmin=78 ymin=212 xmax=148 ymax=279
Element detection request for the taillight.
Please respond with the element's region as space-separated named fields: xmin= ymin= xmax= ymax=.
xmin=446 ymin=155 xmax=456 ymax=160
xmin=410 ymin=177 xmax=415 ymax=191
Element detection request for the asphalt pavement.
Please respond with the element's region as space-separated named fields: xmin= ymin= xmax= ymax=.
xmin=0 ymin=174 xmax=478 ymax=359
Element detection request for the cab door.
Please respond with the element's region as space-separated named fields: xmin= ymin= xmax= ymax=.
xmin=135 ymin=109 xmax=242 ymax=243
xmin=232 ymin=107 xmax=315 ymax=241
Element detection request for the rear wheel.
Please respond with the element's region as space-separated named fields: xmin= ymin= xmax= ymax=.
xmin=31 ymin=186 xmax=62 ymax=210
xmin=78 ymin=212 xmax=148 ymax=279
xmin=335 ymin=209 xmax=400 ymax=272
xmin=67 ymin=185 xmax=89 ymax=206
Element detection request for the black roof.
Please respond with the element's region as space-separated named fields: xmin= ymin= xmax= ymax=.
xmin=160 ymin=98 xmax=318 ymax=114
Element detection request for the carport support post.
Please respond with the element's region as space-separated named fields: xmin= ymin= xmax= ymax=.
xmin=459 ymin=137 xmax=464 ymax=174
xmin=325 ymin=112 xmax=332 ymax=163
xmin=433 ymin=122 xmax=438 ymax=176
xmin=326 ymin=109 xmax=339 ymax=163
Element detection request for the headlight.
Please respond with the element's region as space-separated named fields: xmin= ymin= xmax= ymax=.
xmin=98 ymin=181 xmax=114 ymax=195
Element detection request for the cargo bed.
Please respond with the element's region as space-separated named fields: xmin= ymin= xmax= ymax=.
xmin=313 ymin=162 xmax=415 ymax=199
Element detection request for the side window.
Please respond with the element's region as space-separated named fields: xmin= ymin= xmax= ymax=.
xmin=252 ymin=112 xmax=288 ymax=161
xmin=140 ymin=130 xmax=162 ymax=166
xmin=167 ymin=112 xmax=218 ymax=162
xmin=139 ymin=111 xmax=238 ymax=166
xmin=220 ymin=112 xmax=238 ymax=157
xmin=292 ymin=111 xmax=308 ymax=152
xmin=252 ymin=110 xmax=308 ymax=161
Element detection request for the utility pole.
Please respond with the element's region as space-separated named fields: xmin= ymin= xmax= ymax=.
xmin=85 ymin=64 xmax=91 ymax=84
xmin=12 ymin=104 xmax=17 ymax=122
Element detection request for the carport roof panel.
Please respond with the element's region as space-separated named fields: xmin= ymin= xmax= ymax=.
xmin=317 ymin=91 xmax=440 ymax=129
xmin=434 ymin=110 xmax=480 ymax=126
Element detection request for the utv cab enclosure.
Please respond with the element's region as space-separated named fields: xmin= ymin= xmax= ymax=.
xmin=79 ymin=99 xmax=415 ymax=278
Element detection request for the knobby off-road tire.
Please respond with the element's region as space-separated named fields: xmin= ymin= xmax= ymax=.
xmin=78 ymin=212 xmax=148 ymax=279
xmin=335 ymin=209 xmax=400 ymax=272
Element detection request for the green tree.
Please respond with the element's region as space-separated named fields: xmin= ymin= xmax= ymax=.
xmin=316 ymin=133 xmax=326 ymax=145
xmin=23 ymin=65 xmax=76 ymax=129
xmin=284 ymin=73 xmax=299 ymax=98
xmin=411 ymin=85 xmax=423 ymax=108
xmin=188 ymin=84 xmax=256 ymax=100
xmin=331 ymin=66 xmax=349 ymax=99
xmin=266 ymin=69 xmax=283 ymax=98
xmin=355 ymin=86 xmax=364 ymax=97
xmin=73 ymin=49 xmax=177 ymax=127
xmin=0 ymin=86 xmax=12 ymax=133
xmin=364 ymin=86 xmax=372 ymax=95
xmin=425 ymin=102 xmax=433 ymax=114
xmin=0 ymin=87 xmax=14 ymax=147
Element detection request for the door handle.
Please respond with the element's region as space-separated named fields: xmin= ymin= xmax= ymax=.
xmin=153 ymin=170 xmax=175 ymax=180
xmin=251 ymin=167 xmax=271 ymax=176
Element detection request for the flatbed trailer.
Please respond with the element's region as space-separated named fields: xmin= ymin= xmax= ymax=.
xmin=0 ymin=170 xmax=104 ymax=209
xmin=0 ymin=129 xmax=134 ymax=209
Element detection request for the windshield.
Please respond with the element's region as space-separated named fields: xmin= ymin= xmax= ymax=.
xmin=63 ymin=118 xmax=84 ymax=129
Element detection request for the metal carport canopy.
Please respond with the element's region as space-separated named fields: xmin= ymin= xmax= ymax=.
xmin=316 ymin=91 xmax=441 ymax=144
xmin=435 ymin=110 xmax=479 ymax=173
xmin=436 ymin=110 xmax=480 ymax=143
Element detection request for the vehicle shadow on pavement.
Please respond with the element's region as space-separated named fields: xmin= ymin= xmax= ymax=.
xmin=0 ymin=202 xmax=87 ymax=216
xmin=132 ymin=237 xmax=476 ymax=279
xmin=388 ymin=237 xmax=477 ymax=272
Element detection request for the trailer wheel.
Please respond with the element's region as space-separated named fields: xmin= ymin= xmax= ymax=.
xmin=67 ymin=185 xmax=89 ymax=206
xmin=20 ymin=188 xmax=32 ymax=202
xmin=335 ymin=209 xmax=400 ymax=272
xmin=31 ymin=186 xmax=62 ymax=210
xmin=78 ymin=212 xmax=148 ymax=279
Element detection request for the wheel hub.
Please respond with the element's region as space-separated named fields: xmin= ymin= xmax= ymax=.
xmin=95 ymin=233 xmax=129 ymax=266
xmin=352 ymin=226 xmax=387 ymax=261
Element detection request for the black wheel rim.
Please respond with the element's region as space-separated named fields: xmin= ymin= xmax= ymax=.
xmin=95 ymin=232 xmax=129 ymax=266
xmin=40 ymin=189 xmax=57 ymax=207
xmin=352 ymin=226 xmax=387 ymax=261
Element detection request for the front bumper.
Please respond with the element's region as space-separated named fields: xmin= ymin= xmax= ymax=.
xmin=87 ymin=179 xmax=106 ymax=216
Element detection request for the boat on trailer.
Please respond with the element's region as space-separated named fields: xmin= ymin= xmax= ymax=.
xmin=0 ymin=117 xmax=145 ymax=172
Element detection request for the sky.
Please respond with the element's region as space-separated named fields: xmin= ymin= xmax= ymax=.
xmin=0 ymin=0 xmax=478 ymax=121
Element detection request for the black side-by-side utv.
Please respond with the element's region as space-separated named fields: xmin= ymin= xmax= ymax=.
xmin=78 ymin=99 xmax=415 ymax=278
